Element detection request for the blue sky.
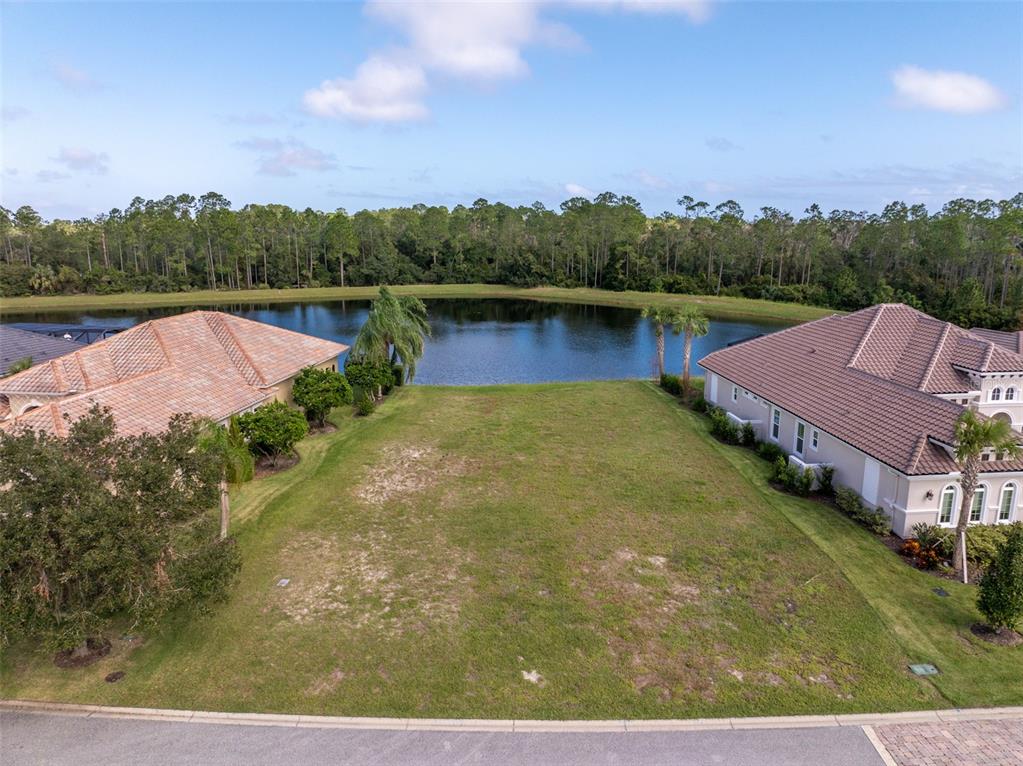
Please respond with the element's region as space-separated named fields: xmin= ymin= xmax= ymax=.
xmin=2 ymin=1 xmax=1020 ymax=220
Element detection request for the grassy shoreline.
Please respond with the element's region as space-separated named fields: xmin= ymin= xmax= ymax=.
xmin=3 ymin=381 xmax=1016 ymax=718
xmin=0 ymin=284 xmax=833 ymax=323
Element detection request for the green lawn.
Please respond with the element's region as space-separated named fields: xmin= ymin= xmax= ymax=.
xmin=2 ymin=382 xmax=1017 ymax=718
xmin=0 ymin=284 xmax=832 ymax=323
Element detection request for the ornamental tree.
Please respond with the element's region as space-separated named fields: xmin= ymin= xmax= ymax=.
xmin=977 ymin=524 xmax=1023 ymax=632
xmin=0 ymin=406 xmax=241 ymax=654
xmin=291 ymin=366 xmax=353 ymax=426
xmin=236 ymin=401 xmax=308 ymax=465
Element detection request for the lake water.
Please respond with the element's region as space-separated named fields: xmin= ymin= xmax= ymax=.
xmin=3 ymin=299 xmax=788 ymax=385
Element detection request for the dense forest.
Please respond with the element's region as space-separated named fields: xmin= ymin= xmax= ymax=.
xmin=2 ymin=192 xmax=1022 ymax=328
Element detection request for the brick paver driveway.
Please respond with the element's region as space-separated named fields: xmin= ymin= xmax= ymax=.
xmin=876 ymin=720 xmax=1023 ymax=766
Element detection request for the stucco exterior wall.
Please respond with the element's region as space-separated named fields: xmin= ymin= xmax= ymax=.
xmin=709 ymin=372 xmax=1021 ymax=538
xmin=268 ymin=358 xmax=339 ymax=406
xmin=976 ymin=373 xmax=1023 ymax=429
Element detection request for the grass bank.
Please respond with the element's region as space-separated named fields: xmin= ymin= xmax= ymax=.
xmin=3 ymin=382 xmax=1015 ymax=718
xmin=0 ymin=284 xmax=832 ymax=323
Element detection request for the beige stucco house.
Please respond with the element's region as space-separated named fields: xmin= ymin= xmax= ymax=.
xmin=0 ymin=311 xmax=348 ymax=436
xmin=700 ymin=303 xmax=1023 ymax=537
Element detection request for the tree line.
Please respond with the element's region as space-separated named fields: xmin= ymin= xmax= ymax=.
xmin=2 ymin=191 xmax=1022 ymax=328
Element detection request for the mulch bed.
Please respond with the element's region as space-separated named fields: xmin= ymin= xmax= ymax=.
xmin=970 ymin=623 xmax=1023 ymax=647
xmin=307 ymin=423 xmax=338 ymax=436
xmin=254 ymin=452 xmax=300 ymax=479
xmin=53 ymin=637 xmax=111 ymax=668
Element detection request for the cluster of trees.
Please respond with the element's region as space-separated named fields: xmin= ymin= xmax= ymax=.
xmin=0 ymin=409 xmax=242 ymax=654
xmin=3 ymin=192 xmax=1022 ymax=328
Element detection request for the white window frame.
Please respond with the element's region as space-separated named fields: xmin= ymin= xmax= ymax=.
xmin=998 ymin=482 xmax=1017 ymax=523
xmin=1006 ymin=387 xmax=1017 ymax=402
xmin=794 ymin=421 xmax=806 ymax=457
xmin=770 ymin=407 xmax=781 ymax=442
xmin=969 ymin=484 xmax=987 ymax=523
xmin=811 ymin=429 xmax=819 ymax=451
xmin=991 ymin=387 xmax=1002 ymax=402
xmin=938 ymin=485 xmax=956 ymax=526
xmin=732 ymin=385 xmax=738 ymax=403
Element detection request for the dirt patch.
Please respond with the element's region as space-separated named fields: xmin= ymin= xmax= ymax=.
xmin=970 ymin=623 xmax=1023 ymax=647
xmin=576 ymin=547 xmax=715 ymax=702
xmin=354 ymin=445 xmax=476 ymax=507
xmin=255 ymin=453 xmax=300 ymax=479
xmin=272 ymin=531 xmax=471 ymax=634
xmin=307 ymin=668 xmax=348 ymax=695
xmin=308 ymin=423 xmax=338 ymax=436
xmin=53 ymin=637 xmax=111 ymax=669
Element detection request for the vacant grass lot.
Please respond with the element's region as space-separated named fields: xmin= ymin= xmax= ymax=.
xmin=0 ymin=283 xmax=832 ymax=323
xmin=2 ymin=382 xmax=1017 ymax=718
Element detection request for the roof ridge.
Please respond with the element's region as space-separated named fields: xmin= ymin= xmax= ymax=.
xmin=981 ymin=341 xmax=996 ymax=371
xmin=203 ymin=312 xmax=267 ymax=385
xmin=918 ymin=322 xmax=952 ymax=391
xmin=907 ymin=432 xmax=929 ymax=474
xmin=74 ymin=350 xmax=92 ymax=389
xmin=847 ymin=304 xmax=884 ymax=368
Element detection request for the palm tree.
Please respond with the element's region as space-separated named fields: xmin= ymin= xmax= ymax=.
xmin=641 ymin=305 xmax=678 ymax=379
xmin=198 ymin=417 xmax=255 ymax=540
xmin=352 ymin=286 xmax=431 ymax=383
xmin=671 ymin=305 xmax=710 ymax=396
xmin=952 ymin=409 xmax=1020 ymax=583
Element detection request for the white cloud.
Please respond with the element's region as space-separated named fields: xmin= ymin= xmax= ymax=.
xmin=568 ymin=0 xmax=712 ymax=24
xmin=303 ymin=56 xmax=428 ymax=123
xmin=891 ymin=65 xmax=1005 ymax=114
xmin=36 ymin=170 xmax=73 ymax=183
xmin=306 ymin=0 xmax=712 ymax=123
xmin=628 ymin=169 xmax=670 ymax=189
xmin=1 ymin=106 xmax=30 ymax=122
xmin=565 ymin=182 xmax=595 ymax=197
xmin=236 ymin=137 xmax=338 ymax=176
xmin=54 ymin=147 xmax=109 ymax=174
xmin=706 ymin=136 xmax=740 ymax=152
xmin=51 ymin=62 xmax=101 ymax=91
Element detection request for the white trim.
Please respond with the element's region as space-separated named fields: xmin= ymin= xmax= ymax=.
xmin=998 ymin=481 xmax=1017 ymax=523
xmin=770 ymin=407 xmax=781 ymax=442
xmin=938 ymin=484 xmax=956 ymax=526
xmin=794 ymin=420 xmax=806 ymax=457
xmin=810 ymin=428 xmax=819 ymax=451
xmin=969 ymin=483 xmax=988 ymax=523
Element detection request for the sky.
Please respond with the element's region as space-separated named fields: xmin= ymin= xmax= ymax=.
xmin=1 ymin=0 xmax=1021 ymax=220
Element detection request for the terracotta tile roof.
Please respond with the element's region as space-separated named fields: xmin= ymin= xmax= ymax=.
xmin=700 ymin=304 xmax=1023 ymax=476
xmin=0 ymin=311 xmax=348 ymax=436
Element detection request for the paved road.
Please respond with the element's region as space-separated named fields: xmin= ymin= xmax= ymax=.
xmin=1 ymin=712 xmax=885 ymax=766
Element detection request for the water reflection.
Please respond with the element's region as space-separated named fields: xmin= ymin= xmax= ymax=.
xmin=5 ymin=299 xmax=788 ymax=385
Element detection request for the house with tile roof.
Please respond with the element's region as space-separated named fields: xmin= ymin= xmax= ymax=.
xmin=0 ymin=311 xmax=349 ymax=436
xmin=700 ymin=303 xmax=1023 ymax=537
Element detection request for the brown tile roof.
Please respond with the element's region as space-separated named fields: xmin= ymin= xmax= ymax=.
xmin=0 ymin=326 xmax=84 ymax=375
xmin=700 ymin=304 xmax=1023 ymax=476
xmin=969 ymin=327 xmax=1023 ymax=355
xmin=0 ymin=311 xmax=349 ymax=436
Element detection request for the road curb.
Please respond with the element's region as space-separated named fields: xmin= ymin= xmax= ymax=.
xmin=2 ymin=700 xmax=1022 ymax=733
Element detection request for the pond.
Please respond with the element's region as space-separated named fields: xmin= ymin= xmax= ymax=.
xmin=3 ymin=299 xmax=789 ymax=385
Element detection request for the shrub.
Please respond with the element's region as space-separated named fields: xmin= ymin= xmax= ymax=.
xmin=237 ymin=401 xmax=309 ymax=465
xmin=691 ymin=395 xmax=708 ymax=413
xmin=792 ymin=466 xmax=816 ymax=496
xmin=770 ymin=456 xmax=815 ymax=496
xmin=835 ymin=486 xmax=890 ymax=535
xmin=740 ymin=422 xmax=757 ymax=448
xmin=344 ymin=356 xmax=393 ymax=397
xmin=964 ymin=524 xmax=1014 ymax=570
xmin=355 ymin=390 xmax=376 ymax=416
xmin=817 ymin=465 xmax=835 ymax=496
xmin=659 ymin=373 xmax=681 ymax=395
xmin=392 ymin=364 xmax=405 ymax=387
xmin=977 ymin=524 xmax=1023 ymax=631
xmin=900 ymin=539 xmax=921 ymax=558
xmin=709 ymin=407 xmax=740 ymax=444
xmin=291 ymin=366 xmax=353 ymax=426
xmin=757 ymin=441 xmax=785 ymax=463
xmin=912 ymin=522 xmax=952 ymax=558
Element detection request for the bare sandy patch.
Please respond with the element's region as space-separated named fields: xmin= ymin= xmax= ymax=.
xmin=354 ymin=445 xmax=477 ymax=507
xmin=271 ymin=530 xmax=471 ymax=634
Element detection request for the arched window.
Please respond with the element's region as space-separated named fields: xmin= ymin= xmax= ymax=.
xmin=999 ymin=483 xmax=1016 ymax=522
xmin=1006 ymin=387 xmax=1017 ymax=401
xmin=939 ymin=485 xmax=956 ymax=525
xmin=970 ymin=485 xmax=987 ymax=523
xmin=991 ymin=387 xmax=1003 ymax=402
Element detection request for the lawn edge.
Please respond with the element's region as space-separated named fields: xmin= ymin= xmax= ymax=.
xmin=2 ymin=699 xmax=1020 ymax=732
